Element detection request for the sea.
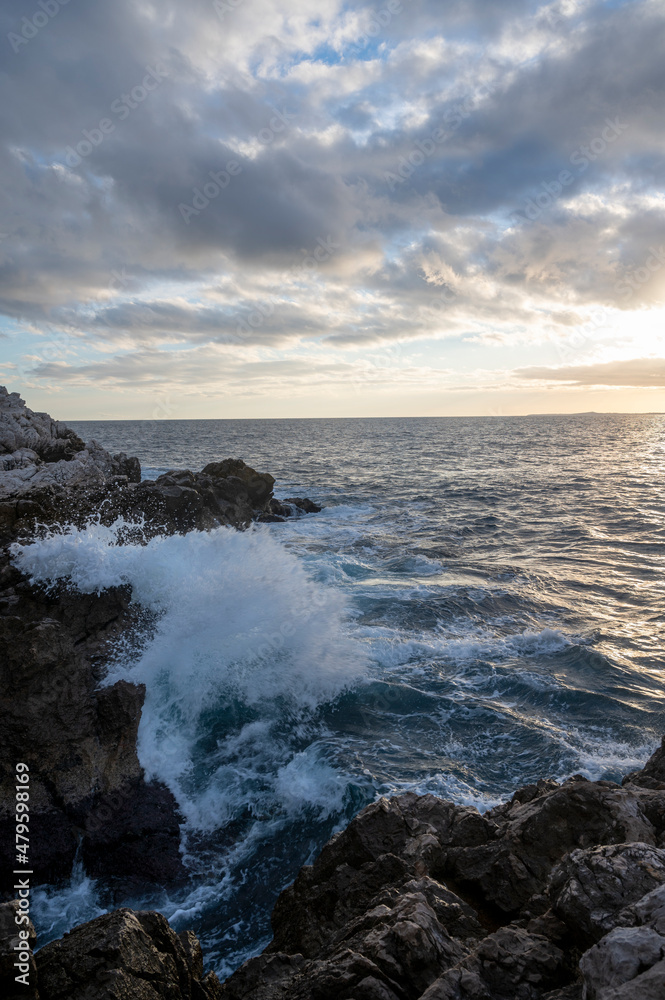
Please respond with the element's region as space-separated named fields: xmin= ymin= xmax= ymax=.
xmin=15 ymin=413 xmax=665 ymax=976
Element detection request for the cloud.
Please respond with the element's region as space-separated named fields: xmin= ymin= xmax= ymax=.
xmin=515 ymin=357 xmax=665 ymax=386
xmin=0 ymin=0 xmax=664 ymax=406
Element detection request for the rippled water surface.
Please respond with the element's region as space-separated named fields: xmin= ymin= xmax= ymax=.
xmin=26 ymin=413 xmax=665 ymax=974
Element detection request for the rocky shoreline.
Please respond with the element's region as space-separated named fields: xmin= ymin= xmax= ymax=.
xmin=0 ymin=387 xmax=320 ymax=898
xmin=1 ymin=387 xmax=664 ymax=1000
xmin=2 ymin=741 xmax=665 ymax=999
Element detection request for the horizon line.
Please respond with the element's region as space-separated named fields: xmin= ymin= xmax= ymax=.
xmin=64 ymin=410 xmax=665 ymax=421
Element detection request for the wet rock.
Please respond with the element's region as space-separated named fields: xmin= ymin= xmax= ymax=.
xmin=36 ymin=908 xmax=223 ymax=1000
xmin=0 ymin=586 xmax=184 ymax=893
xmin=623 ymin=736 xmax=665 ymax=790
xmin=549 ymin=842 xmax=665 ymax=944
xmin=283 ymin=497 xmax=323 ymax=513
xmin=80 ymin=777 xmax=184 ymax=896
xmin=0 ymin=900 xmax=39 ymax=1000
xmin=202 ymin=458 xmax=275 ymax=506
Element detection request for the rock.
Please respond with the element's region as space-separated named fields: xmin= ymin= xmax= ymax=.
xmin=221 ymin=750 xmax=665 ymax=1000
xmin=283 ymin=497 xmax=323 ymax=513
xmin=586 ymin=959 xmax=665 ymax=999
xmin=442 ymin=778 xmax=657 ymax=917
xmin=419 ymin=926 xmax=566 ymax=1000
xmin=579 ymin=926 xmax=665 ymax=998
xmin=202 ymin=459 xmax=275 ymax=507
xmin=0 ymin=387 xmax=141 ymax=497
xmin=541 ymin=987 xmax=583 ymax=1000
xmin=0 ymin=387 xmax=85 ymax=463
xmin=623 ymin=736 xmax=665 ymax=790
xmin=36 ymin=908 xmax=223 ymax=1000
xmin=549 ymin=843 xmax=665 ymax=944
xmin=0 ymin=900 xmax=39 ymax=1000
xmin=0 ymin=589 xmax=184 ymax=893
xmin=620 ymin=882 xmax=665 ymax=934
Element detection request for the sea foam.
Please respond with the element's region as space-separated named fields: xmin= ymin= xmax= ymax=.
xmin=12 ymin=521 xmax=366 ymax=829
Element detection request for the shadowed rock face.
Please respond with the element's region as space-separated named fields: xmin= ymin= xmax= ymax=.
xmin=35 ymin=909 xmax=224 ymax=1000
xmin=0 ymin=744 xmax=662 ymax=1000
xmin=217 ymin=743 xmax=665 ymax=1000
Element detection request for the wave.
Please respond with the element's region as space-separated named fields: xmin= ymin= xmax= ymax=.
xmin=12 ymin=521 xmax=366 ymax=829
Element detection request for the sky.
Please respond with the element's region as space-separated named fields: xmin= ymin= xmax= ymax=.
xmin=1 ymin=0 xmax=664 ymax=419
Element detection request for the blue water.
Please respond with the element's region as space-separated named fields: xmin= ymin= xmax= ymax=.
xmin=26 ymin=414 xmax=665 ymax=975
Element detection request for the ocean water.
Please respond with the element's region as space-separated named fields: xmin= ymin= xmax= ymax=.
xmin=15 ymin=413 xmax=665 ymax=975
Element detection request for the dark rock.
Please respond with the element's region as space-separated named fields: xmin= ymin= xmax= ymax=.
xmin=0 ymin=586 xmax=184 ymax=894
xmin=284 ymin=496 xmax=323 ymax=513
xmin=202 ymin=459 xmax=275 ymax=507
xmin=549 ymin=842 xmax=665 ymax=945
xmin=36 ymin=908 xmax=223 ymax=1000
xmin=579 ymin=927 xmax=665 ymax=999
xmin=540 ymin=987 xmax=583 ymax=1000
xmin=221 ymin=747 xmax=665 ymax=1000
xmin=113 ymin=452 xmax=141 ymax=483
xmin=442 ymin=780 xmax=656 ymax=917
xmin=419 ymin=926 xmax=566 ymax=999
xmin=623 ymin=736 xmax=665 ymax=790
xmin=81 ymin=777 xmax=184 ymax=896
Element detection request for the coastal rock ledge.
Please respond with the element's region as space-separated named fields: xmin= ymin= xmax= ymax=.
xmin=2 ymin=740 xmax=665 ymax=1000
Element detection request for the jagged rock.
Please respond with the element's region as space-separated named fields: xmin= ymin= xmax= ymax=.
xmin=269 ymin=794 xmax=489 ymax=958
xmin=0 ymin=900 xmax=39 ymax=1000
xmin=0 ymin=387 xmax=84 ymax=463
xmin=575 ymin=882 xmax=665 ymax=999
xmin=36 ymin=908 xmax=223 ymax=1000
xmin=0 ymin=387 xmax=140 ymax=496
xmin=419 ymin=926 xmax=566 ymax=1000
xmin=442 ymin=778 xmax=656 ymax=917
xmin=619 ymin=881 xmax=665 ymax=933
xmin=202 ymin=459 xmax=275 ymax=507
xmin=541 ymin=987 xmax=583 ymax=1000
xmin=579 ymin=926 xmax=665 ymax=998
xmin=221 ymin=744 xmax=665 ymax=1000
xmin=549 ymin=842 xmax=665 ymax=944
